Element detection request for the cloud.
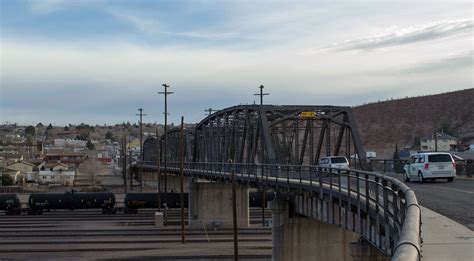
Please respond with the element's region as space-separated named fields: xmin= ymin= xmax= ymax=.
xmin=106 ymin=7 xmax=236 ymax=40
xmin=403 ymin=50 xmax=473 ymax=74
xmin=26 ymin=0 xmax=66 ymax=14
xmin=322 ymin=19 xmax=473 ymax=51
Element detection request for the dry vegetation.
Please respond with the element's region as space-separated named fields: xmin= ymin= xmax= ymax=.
xmin=353 ymin=88 xmax=474 ymax=153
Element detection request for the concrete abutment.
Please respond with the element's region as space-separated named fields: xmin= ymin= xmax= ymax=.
xmin=269 ymin=198 xmax=388 ymax=261
xmin=188 ymin=180 xmax=249 ymax=229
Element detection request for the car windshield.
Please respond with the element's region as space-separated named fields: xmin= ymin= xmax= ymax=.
xmin=331 ymin=157 xmax=347 ymax=164
xmin=428 ymin=154 xmax=452 ymax=163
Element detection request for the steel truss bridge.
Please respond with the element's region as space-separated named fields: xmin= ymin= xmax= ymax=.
xmin=135 ymin=105 xmax=422 ymax=261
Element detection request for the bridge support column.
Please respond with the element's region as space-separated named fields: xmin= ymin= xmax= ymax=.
xmin=188 ymin=180 xmax=249 ymax=229
xmin=269 ymin=197 xmax=387 ymax=261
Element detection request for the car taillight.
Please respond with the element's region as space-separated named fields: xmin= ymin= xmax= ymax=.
xmin=424 ymin=163 xmax=429 ymax=170
xmin=453 ymin=162 xmax=456 ymax=169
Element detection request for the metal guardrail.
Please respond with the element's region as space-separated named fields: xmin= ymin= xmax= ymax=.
xmin=137 ymin=161 xmax=422 ymax=261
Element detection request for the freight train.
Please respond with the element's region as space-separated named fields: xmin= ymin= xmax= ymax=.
xmin=1 ymin=191 xmax=274 ymax=215
xmin=0 ymin=193 xmax=22 ymax=215
xmin=28 ymin=191 xmax=116 ymax=215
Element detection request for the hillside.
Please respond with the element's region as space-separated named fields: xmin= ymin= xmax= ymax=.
xmin=353 ymin=89 xmax=474 ymax=156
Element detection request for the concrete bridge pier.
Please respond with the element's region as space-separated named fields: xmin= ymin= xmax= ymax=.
xmin=268 ymin=197 xmax=388 ymax=261
xmin=188 ymin=179 xmax=249 ymax=229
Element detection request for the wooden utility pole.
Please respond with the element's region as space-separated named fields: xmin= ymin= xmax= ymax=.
xmin=128 ymin=138 xmax=133 ymax=191
xmin=159 ymin=83 xmax=173 ymax=226
xmin=179 ymin=116 xmax=185 ymax=243
xmin=122 ymin=134 xmax=127 ymax=193
xmin=136 ymin=108 xmax=147 ymax=192
xmin=205 ymin=108 xmax=218 ymax=116
xmin=156 ymin=128 xmax=161 ymax=212
xmin=254 ymin=84 xmax=269 ymax=227
xmin=231 ymin=160 xmax=239 ymax=261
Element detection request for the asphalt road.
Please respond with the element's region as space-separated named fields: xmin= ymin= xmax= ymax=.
xmin=387 ymin=172 xmax=474 ymax=230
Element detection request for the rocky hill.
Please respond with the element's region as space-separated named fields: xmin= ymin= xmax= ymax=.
xmin=353 ymin=88 xmax=474 ymax=156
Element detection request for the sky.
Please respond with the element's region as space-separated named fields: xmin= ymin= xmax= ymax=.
xmin=1 ymin=0 xmax=473 ymax=126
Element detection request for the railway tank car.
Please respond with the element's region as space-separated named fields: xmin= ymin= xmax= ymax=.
xmin=28 ymin=191 xmax=116 ymax=214
xmin=0 ymin=193 xmax=22 ymax=215
xmin=124 ymin=191 xmax=274 ymax=214
xmin=124 ymin=193 xmax=188 ymax=214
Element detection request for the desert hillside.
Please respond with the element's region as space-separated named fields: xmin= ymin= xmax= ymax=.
xmin=353 ymin=88 xmax=474 ymax=156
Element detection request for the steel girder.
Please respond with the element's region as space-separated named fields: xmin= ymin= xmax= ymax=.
xmin=192 ymin=105 xmax=369 ymax=170
xmin=143 ymin=105 xmax=368 ymax=170
xmin=142 ymin=128 xmax=194 ymax=163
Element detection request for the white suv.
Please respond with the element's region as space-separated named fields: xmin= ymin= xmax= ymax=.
xmin=318 ymin=156 xmax=350 ymax=173
xmin=403 ymin=152 xmax=456 ymax=182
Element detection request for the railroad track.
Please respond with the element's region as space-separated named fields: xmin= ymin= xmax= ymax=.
xmin=0 ymin=208 xmax=272 ymax=260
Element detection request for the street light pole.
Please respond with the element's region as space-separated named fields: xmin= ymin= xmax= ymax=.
xmin=159 ymin=83 xmax=173 ymax=226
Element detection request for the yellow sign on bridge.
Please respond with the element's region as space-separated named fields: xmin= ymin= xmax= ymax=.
xmin=300 ymin=111 xmax=317 ymax=119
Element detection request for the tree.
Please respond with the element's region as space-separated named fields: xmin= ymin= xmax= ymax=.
xmin=393 ymin=143 xmax=404 ymax=173
xmin=78 ymin=158 xmax=103 ymax=188
xmin=46 ymin=123 xmax=53 ymax=130
xmin=76 ymin=134 xmax=89 ymax=141
xmin=105 ymin=131 xmax=114 ymax=140
xmin=1 ymin=174 xmax=14 ymax=186
xmin=36 ymin=122 xmax=44 ymax=128
xmin=64 ymin=126 xmax=70 ymax=131
xmin=86 ymin=139 xmax=95 ymax=150
xmin=25 ymin=126 xmax=36 ymax=136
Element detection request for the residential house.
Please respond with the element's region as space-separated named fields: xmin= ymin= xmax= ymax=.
xmin=6 ymin=161 xmax=37 ymax=173
xmin=38 ymin=170 xmax=75 ymax=186
xmin=420 ymin=132 xmax=458 ymax=152
xmin=43 ymin=152 xmax=86 ymax=168
xmin=5 ymin=160 xmax=37 ymax=183
xmin=39 ymin=162 xmax=69 ymax=172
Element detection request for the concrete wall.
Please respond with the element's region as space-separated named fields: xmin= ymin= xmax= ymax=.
xmin=188 ymin=181 xmax=249 ymax=229
xmin=270 ymin=199 xmax=388 ymax=261
xmin=278 ymin=217 xmax=388 ymax=261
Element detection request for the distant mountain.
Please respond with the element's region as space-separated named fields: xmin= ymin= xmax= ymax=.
xmin=353 ymin=89 xmax=474 ymax=155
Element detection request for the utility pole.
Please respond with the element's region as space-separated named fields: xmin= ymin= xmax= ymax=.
xmin=434 ymin=129 xmax=438 ymax=152
xmin=179 ymin=116 xmax=185 ymax=244
xmin=254 ymin=84 xmax=269 ymax=227
xmin=156 ymin=128 xmax=161 ymax=212
xmin=128 ymin=138 xmax=133 ymax=191
xmin=122 ymin=134 xmax=127 ymax=193
xmin=230 ymin=160 xmax=239 ymax=261
xmin=253 ymin=85 xmax=269 ymax=107
xmin=136 ymin=108 xmax=147 ymax=192
xmin=159 ymin=83 xmax=173 ymax=226
xmin=205 ymin=108 xmax=218 ymax=116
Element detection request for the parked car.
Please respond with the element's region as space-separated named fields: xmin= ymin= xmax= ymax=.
xmin=403 ymin=152 xmax=456 ymax=183
xmin=318 ymin=156 xmax=350 ymax=173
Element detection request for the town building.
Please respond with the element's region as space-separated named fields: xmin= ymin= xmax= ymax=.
xmin=420 ymin=132 xmax=458 ymax=152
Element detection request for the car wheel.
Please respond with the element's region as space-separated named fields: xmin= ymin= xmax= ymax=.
xmin=404 ymin=171 xmax=410 ymax=182
xmin=447 ymin=177 xmax=454 ymax=182
xmin=418 ymin=172 xmax=425 ymax=183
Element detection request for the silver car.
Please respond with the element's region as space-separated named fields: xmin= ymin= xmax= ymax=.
xmin=403 ymin=152 xmax=456 ymax=182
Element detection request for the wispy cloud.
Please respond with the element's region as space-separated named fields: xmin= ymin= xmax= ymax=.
xmin=26 ymin=0 xmax=66 ymax=14
xmin=106 ymin=7 xmax=162 ymax=35
xmin=403 ymin=50 xmax=473 ymax=74
xmin=323 ymin=20 xmax=473 ymax=51
xmin=106 ymin=7 xmax=236 ymax=40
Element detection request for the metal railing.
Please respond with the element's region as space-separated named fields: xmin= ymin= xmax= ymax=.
xmin=368 ymin=158 xmax=474 ymax=177
xmin=137 ymin=161 xmax=422 ymax=261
